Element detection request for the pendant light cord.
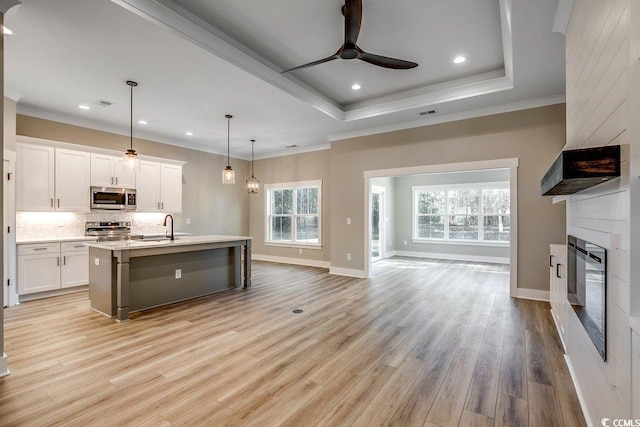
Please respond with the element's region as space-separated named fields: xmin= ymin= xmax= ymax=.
xmin=227 ymin=116 xmax=230 ymax=166
xmin=251 ymin=139 xmax=255 ymax=177
xmin=130 ymin=83 xmax=133 ymax=151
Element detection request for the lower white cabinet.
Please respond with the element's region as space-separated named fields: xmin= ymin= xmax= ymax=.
xmin=18 ymin=241 xmax=90 ymax=295
xmin=633 ymin=328 xmax=640 ymax=418
xmin=549 ymin=244 xmax=567 ymax=351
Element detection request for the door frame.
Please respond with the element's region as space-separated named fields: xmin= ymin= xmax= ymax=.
xmin=4 ymin=150 xmax=16 ymax=307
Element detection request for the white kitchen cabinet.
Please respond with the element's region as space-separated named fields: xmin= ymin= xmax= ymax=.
xmin=61 ymin=241 xmax=89 ymax=288
xmin=136 ymin=160 xmax=182 ymax=213
xmin=17 ymin=243 xmax=61 ymax=294
xmin=16 ymin=144 xmax=55 ymax=211
xmin=633 ymin=328 xmax=640 ymax=418
xmin=549 ymin=244 xmax=567 ymax=351
xmin=18 ymin=241 xmax=91 ymax=295
xmin=17 ymin=144 xmax=90 ymax=212
xmin=90 ymin=153 xmax=136 ymax=188
xmin=55 ymin=148 xmax=91 ymax=212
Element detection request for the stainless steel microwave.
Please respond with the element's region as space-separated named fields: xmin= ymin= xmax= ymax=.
xmin=91 ymin=186 xmax=136 ymax=210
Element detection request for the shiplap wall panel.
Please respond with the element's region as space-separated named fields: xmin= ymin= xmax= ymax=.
xmin=564 ymin=0 xmax=631 ymax=420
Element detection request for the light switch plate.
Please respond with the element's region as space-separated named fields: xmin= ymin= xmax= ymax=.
xmin=94 ymin=258 xmax=99 ymax=266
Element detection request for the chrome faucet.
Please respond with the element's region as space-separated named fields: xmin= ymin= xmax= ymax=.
xmin=163 ymin=214 xmax=174 ymax=241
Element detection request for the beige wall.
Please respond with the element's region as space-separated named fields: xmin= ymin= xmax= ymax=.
xmin=4 ymin=97 xmax=15 ymax=151
xmin=250 ymin=149 xmax=331 ymax=263
xmin=16 ymin=115 xmax=250 ymax=236
xmin=329 ymin=104 xmax=567 ymax=291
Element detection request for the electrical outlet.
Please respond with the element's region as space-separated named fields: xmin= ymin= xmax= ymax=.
xmin=298 ymin=248 xmax=303 ymax=254
xmin=186 ymin=218 xmax=191 ymax=225
xmin=404 ymin=240 xmax=407 ymax=246
xmin=57 ymin=220 xmax=65 ymax=227
xmin=347 ymin=253 xmax=352 ymax=261
xmin=175 ymin=269 xmax=182 ymax=279
xmin=347 ymin=218 xmax=351 ymax=225
xmin=94 ymin=258 xmax=100 ymax=266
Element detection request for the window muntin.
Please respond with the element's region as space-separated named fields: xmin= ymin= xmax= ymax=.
xmin=266 ymin=181 xmax=321 ymax=246
xmin=413 ymin=183 xmax=510 ymax=244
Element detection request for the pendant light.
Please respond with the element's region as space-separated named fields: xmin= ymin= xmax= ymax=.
xmin=123 ymin=80 xmax=141 ymax=173
xmin=222 ymin=114 xmax=235 ymax=184
xmin=246 ymin=139 xmax=260 ymax=194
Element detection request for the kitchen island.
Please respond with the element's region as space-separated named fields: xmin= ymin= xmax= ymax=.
xmin=86 ymin=235 xmax=251 ymax=321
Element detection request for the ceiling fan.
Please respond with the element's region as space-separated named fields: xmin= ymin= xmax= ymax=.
xmin=281 ymin=0 xmax=418 ymax=73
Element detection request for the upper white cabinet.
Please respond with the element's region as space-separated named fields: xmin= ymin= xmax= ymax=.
xmin=90 ymin=153 xmax=135 ymax=189
xmin=137 ymin=160 xmax=182 ymax=213
xmin=17 ymin=144 xmax=90 ymax=212
xmin=16 ymin=144 xmax=55 ymax=211
xmin=55 ymin=149 xmax=91 ymax=212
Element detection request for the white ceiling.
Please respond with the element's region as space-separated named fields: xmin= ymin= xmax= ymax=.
xmin=4 ymin=0 xmax=566 ymax=160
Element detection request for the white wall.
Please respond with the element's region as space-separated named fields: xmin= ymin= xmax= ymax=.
xmin=563 ymin=0 xmax=632 ymax=421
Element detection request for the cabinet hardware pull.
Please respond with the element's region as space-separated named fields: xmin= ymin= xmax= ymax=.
xmin=111 ymin=177 xmax=114 ymax=185
xmin=157 ymin=202 xmax=160 ymax=209
xmin=63 ymin=256 xmax=66 ymax=265
xmin=549 ymin=255 xmax=554 ymax=267
xmin=556 ymin=263 xmax=561 ymax=279
xmin=50 ymin=198 xmax=54 ymax=208
xmin=115 ymin=177 xmax=118 ymax=185
xmin=57 ymin=257 xmax=60 ymax=266
xmin=74 ymin=245 xmax=85 ymax=248
xmin=57 ymin=199 xmax=60 ymax=208
xmin=161 ymin=202 xmax=164 ymax=210
xmin=34 ymin=247 xmax=47 ymax=251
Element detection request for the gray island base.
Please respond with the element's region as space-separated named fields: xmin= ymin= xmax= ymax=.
xmin=87 ymin=235 xmax=252 ymax=321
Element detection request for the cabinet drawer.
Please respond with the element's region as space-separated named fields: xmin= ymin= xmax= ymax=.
xmin=18 ymin=243 xmax=60 ymax=256
xmin=61 ymin=241 xmax=91 ymax=253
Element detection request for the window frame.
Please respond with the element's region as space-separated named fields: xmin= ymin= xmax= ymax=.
xmin=412 ymin=181 xmax=510 ymax=247
xmin=264 ymin=180 xmax=322 ymax=249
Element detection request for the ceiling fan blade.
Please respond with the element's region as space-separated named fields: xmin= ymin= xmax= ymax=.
xmin=358 ymin=51 xmax=418 ymax=69
xmin=281 ymin=53 xmax=340 ymax=73
xmin=344 ymin=0 xmax=362 ymax=47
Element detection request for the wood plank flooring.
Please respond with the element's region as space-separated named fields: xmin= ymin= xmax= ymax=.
xmin=0 ymin=257 xmax=586 ymax=426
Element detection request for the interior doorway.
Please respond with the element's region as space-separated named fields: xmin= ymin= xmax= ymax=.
xmin=370 ymin=185 xmax=385 ymax=263
xmin=4 ymin=151 xmax=16 ymax=308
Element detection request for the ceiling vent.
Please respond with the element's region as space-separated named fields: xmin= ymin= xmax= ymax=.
xmin=419 ymin=109 xmax=437 ymax=116
xmin=95 ymin=99 xmax=115 ymax=107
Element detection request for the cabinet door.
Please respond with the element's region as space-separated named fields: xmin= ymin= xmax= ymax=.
xmin=55 ymin=149 xmax=91 ymax=212
xmin=90 ymin=153 xmax=115 ymax=187
xmin=61 ymin=251 xmax=89 ymax=288
xmin=18 ymin=254 xmax=61 ymax=294
xmin=160 ymin=163 xmax=182 ymax=213
xmin=16 ymin=144 xmax=55 ymax=211
xmin=136 ymin=161 xmax=161 ymax=212
xmin=114 ymin=158 xmax=136 ymax=189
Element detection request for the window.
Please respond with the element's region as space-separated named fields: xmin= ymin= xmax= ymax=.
xmin=413 ymin=182 xmax=510 ymax=244
xmin=266 ymin=180 xmax=321 ymax=247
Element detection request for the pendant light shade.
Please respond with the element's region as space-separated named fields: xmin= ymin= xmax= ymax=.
xmin=246 ymin=139 xmax=260 ymax=194
xmin=123 ymin=80 xmax=141 ymax=173
xmin=222 ymin=114 xmax=235 ymax=184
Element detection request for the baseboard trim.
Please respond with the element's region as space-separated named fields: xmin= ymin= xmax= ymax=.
xmin=516 ymin=288 xmax=550 ymax=302
xmin=564 ymin=355 xmax=596 ymax=427
xmin=0 ymin=353 xmax=9 ymax=378
xmin=329 ymin=267 xmax=366 ymax=278
xmin=18 ymin=285 xmax=89 ymax=302
xmin=252 ymin=254 xmax=330 ymax=269
xmin=394 ymin=250 xmax=509 ymax=265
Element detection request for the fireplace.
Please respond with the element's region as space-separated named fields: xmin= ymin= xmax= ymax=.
xmin=567 ymin=235 xmax=607 ymax=361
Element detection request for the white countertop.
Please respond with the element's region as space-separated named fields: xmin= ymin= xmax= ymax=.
xmin=85 ymin=235 xmax=252 ymax=251
xmin=17 ymin=236 xmax=99 ymax=244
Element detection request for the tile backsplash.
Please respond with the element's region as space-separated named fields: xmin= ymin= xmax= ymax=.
xmin=16 ymin=211 xmax=170 ymax=240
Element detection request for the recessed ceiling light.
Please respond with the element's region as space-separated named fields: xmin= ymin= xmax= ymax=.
xmin=185 ymin=131 xmax=193 ymax=136
xmin=351 ymin=83 xmax=362 ymax=90
xmin=78 ymin=104 xmax=90 ymax=110
xmin=453 ymin=56 xmax=466 ymax=64
xmin=138 ymin=120 xmax=148 ymax=125
xmin=2 ymin=26 xmax=13 ymax=35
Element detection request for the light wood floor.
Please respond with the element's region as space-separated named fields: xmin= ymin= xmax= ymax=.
xmin=1 ymin=257 xmax=585 ymax=426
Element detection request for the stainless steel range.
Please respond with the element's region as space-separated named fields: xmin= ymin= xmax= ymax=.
xmin=85 ymin=221 xmax=144 ymax=242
